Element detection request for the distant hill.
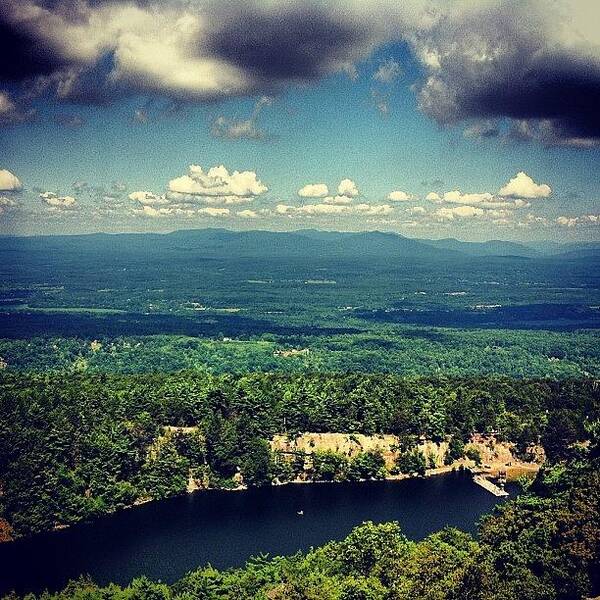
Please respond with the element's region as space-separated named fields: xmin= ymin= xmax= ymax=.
xmin=165 ymin=228 xmax=461 ymax=260
xmin=422 ymin=237 xmax=540 ymax=257
xmin=525 ymin=240 xmax=600 ymax=257
xmin=1 ymin=228 xmax=597 ymax=261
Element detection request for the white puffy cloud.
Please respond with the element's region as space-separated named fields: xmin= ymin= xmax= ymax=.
xmin=298 ymin=183 xmax=329 ymax=198
xmin=556 ymin=214 xmax=599 ymax=227
xmin=40 ymin=191 xmax=77 ymax=209
xmin=498 ymin=172 xmax=552 ymax=199
xmin=425 ymin=192 xmax=441 ymax=201
xmin=198 ymin=207 xmax=230 ymax=217
xmin=0 ymin=196 xmax=18 ymax=215
xmin=237 ymin=209 xmax=259 ymax=218
xmin=324 ymin=195 xmax=353 ymax=205
xmin=442 ymin=190 xmax=494 ymax=205
xmin=0 ymin=169 xmax=22 ymax=192
xmin=435 ymin=205 xmax=485 ymax=220
xmin=274 ymin=202 xmax=393 ymax=217
xmin=354 ymin=203 xmax=394 ymax=215
xmin=406 ymin=206 xmax=427 ymax=215
xmin=168 ymin=164 xmax=267 ymax=201
xmin=388 ymin=190 xmax=412 ymax=202
xmin=128 ymin=190 xmax=169 ymax=205
xmin=338 ymin=178 xmax=359 ymax=197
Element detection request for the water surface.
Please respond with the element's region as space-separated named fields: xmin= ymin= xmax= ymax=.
xmin=0 ymin=472 xmax=515 ymax=596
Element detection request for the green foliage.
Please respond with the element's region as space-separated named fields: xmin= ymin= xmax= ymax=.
xmin=312 ymin=450 xmax=349 ymax=481
xmin=240 ymin=439 xmax=273 ymax=487
xmin=465 ymin=446 xmax=482 ymax=466
xmin=347 ymin=451 xmax=386 ymax=481
xmin=445 ymin=436 xmax=465 ymax=465
xmin=141 ymin=440 xmax=189 ymax=500
xmin=396 ymin=448 xmax=427 ymax=476
xmin=1 ymin=372 xmax=599 ymax=538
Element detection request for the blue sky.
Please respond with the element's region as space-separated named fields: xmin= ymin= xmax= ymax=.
xmin=1 ymin=1 xmax=599 ymax=240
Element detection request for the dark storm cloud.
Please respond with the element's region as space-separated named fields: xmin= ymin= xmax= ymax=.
xmin=204 ymin=3 xmax=371 ymax=85
xmin=411 ymin=1 xmax=600 ymax=146
xmin=0 ymin=16 xmax=66 ymax=81
xmin=0 ymin=0 xmax=380 ymax=105
xmin=1 ymin=0 xmax=599 ymax=146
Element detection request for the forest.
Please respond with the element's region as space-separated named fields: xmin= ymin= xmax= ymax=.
xmin=1 ymin=372 xmax=598 ymax=541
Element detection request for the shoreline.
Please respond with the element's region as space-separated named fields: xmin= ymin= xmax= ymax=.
xmin=2 ymin=460 xmax=538 ymax=544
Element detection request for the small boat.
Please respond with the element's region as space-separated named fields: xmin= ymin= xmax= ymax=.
xmin=297 ymin=510 xmax=304 ymax=516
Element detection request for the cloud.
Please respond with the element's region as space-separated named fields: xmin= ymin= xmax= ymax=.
xmin=435 ymin=205 xmax=485 ymax=220
xmin=2 ymin=1 xmax=599 ymax=147
xmin=298 ymin=179 xmax=358 ymax=202
xmin=498 ymin=171 xmax=552 ymax=199
xmin=372 ymin=57 xmax=402 ymax=84
xmin=323 ymin=195 xmax=353 ymax=205
xmin=55 ymin=113 xmax=85 ymax=128
xmin=370 ymin=89 xmax=390 ymax=116
xmin=0 ymin=91 xmax=35 ymax=125
xmin=298 ymin=183 xmax=329 ymax=198
xmin=442 ymin=190 xmax=494 ymax=205
xmin=0 ymin=196 xmax=17 ymax=215
xmin=198 ymin=207 xmax=230 ymax=217
xmin=410 ymin=1 xmax=600 ymax=147
xmin=134 ymin=205 xmax=170 ymax=218
xmin=237 ymin=209 xmax=259 ymax=218
xmin=425 ymin=173 xmax=549 ymax=209
xmin=133 ymin=204 xmax=230 ymax=218
xmin=556 ymin=214 xmax=599 ymax=227
xmin=388 ymin=190 xmax=412 ymax=202
xmin=40 ymin=191 xmax=77 ymax=208
xmin=168 ymin=164 xmax=268 ymax=202
xmin=275 ymin=202 xmax=393 ymax=217
xmin=421 ymin=178 xmax=445 ymax=188
xmin=406 ymin=205 xmax=426 ymax=215
xmin=463 ymin=120 xmax=501 ymax=139
xmin=0 ymin=1 xmax=381 ymax=105
xmin=128 ymin=190 xmax=169 ymax=205
xmin=211 ymin=96 xmax=272 ymax=140
xmin=0 ymin=169 xmax=22 ymax=191
xmin=338 ymin=178 xmax=359 ymax=197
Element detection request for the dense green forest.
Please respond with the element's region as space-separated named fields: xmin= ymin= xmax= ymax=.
xmin=1 ymin=372 xmax=598 ymax=539
xmin=1 ymin=327 xmax=600 ymax=377
xmin=5 ymin=423 xmax=599 ymax=600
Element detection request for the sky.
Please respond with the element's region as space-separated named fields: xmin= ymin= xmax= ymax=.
xmin=0 ymin=0 xmax=599 ymax=241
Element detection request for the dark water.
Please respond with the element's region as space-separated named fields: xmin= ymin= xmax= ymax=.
xmin=0 ymin=472 xmax=516 ymax=596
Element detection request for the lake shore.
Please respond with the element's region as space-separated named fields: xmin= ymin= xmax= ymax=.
xmin=1 ymin=432 xmax=541 ymax=544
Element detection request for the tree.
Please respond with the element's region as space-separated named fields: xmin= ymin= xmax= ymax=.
xmin=240 ymin=439 xmax=273 ymax=486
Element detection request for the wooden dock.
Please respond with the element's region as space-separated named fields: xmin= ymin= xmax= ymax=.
xmin=473 ymin=475 xmax=509 ymax=496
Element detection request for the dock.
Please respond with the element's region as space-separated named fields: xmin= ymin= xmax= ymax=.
xmin=473 ymin=475 xmax=509 ymax=496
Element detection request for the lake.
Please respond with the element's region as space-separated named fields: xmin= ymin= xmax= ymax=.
xmin=0 ymin=471 xmax=516 ymax=596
